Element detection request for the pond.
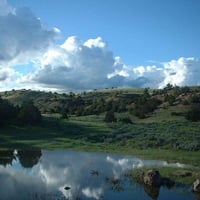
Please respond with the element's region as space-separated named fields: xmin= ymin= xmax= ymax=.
xmin=0 ymin=149 xmax=198 ymax=200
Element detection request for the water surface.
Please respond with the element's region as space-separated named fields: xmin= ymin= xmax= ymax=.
xmin=0 ymin=149 xmax=197 ymax=200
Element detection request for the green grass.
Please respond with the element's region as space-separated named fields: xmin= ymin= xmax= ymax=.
xmin=90 ymin=87 xmax=145 ymax=94
xmin=1 ymin=114 xmax=200 ymax=167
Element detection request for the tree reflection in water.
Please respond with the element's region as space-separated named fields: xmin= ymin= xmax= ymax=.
xmin=0 ymin=150 xmax=14 ymax=166
xmin=0 ymin=149 xmax=42 ymax=168
xmin=17 ymin=149 xmax=42 ymax=168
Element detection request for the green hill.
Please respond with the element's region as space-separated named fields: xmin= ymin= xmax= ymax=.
xmin=1 ymin=85 xmax=200 ymax=122
xmin=0 ymin=85 xmax=200 ymax=164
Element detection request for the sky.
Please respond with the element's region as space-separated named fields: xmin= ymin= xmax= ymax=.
xmin=0 ymin=0 xmax=200 ymax=92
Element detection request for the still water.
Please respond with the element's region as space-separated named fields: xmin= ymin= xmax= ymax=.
xmin=0 ymin=149 xmax=197 ymax=200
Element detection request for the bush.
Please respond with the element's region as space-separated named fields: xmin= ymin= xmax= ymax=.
xmin=164 ymin=94 xmax=175 ymax=105
xmin=185 ymin=105 xmax=200 ymax=122
xmin=104 ymin=111 xmax=117 ymax=123
xmin=118 ymin=117 xmax=132 ymax=124
xmin=132 ymin=98 xmax=161 ymax=119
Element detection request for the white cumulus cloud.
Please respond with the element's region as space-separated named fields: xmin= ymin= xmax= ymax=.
xmin=26 ymin=33 xmax=200 ymax=91
xmin=0 ymin=0 xmax=14 ymax=16
xmin=0 ymin=67 xmax=14 ymax=81
xmin=27 ymin=36 xmax=116 ymax=91
xmin=25 ymin=33 xmax=200 ymax=91
xmin=17 ymin=36 xmax=200 ymax=91
xmin=0 ymin=0 xmax=60 ymax=91
xmin=0 ymin=67 xmax=17 ymax=91
xmin=1 ymin=1 xmax=200 ymax=91
xmin=160 ymin=57 xmax=200 ymax=88
xmin=0 ymin=2 xmax=59 ymax=67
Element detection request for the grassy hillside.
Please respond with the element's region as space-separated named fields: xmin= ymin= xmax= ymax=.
xmin=0 ymin=87 xmax=144 ymax=113
xmin=1 ymin=85 xmax=200 ymax=120
xmin=0 ymin=85 xmax=200 ymax=165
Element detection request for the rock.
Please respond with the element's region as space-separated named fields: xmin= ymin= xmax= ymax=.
xmin=141 ymin=169 xmax=175 ymax=199
xmin=142 ymin=169 xmax=162 ymax=187
xmin=142 ymin=169 xmax=174 ymax=188
xmin=64 ymin=186 xmax=71 ymax=190
xmin=193 ymin=179 xmax=200 ymax=193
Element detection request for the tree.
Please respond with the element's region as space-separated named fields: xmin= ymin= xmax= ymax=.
xmin=164 ymin=94 xmax=176 ymax=106
xmin=164 ymin=83 xmax=173 ymax=92
xmin=18 ymin=101 xmax=42 ymax=125
xmin=132 ymin=97 xmax=161 ymax=119
xmin=190 ymin=95 xmax=200 ymax=104
xmin=0 ymin=97 xmax=18 ymax=126
xmin=143 ymin=88 xmax=150 ymax=99
xmin=61 ymin=107 xmax=69 ymax=119
xmin=0 ymin=150 xmax=14 ymax=166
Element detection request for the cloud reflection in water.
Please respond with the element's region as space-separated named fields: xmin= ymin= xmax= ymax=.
xmin=0 ymin=149 xmax=193 ymax=200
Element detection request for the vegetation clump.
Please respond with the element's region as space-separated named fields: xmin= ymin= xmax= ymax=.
xmin=186 ymin=105 xmax=200 ymax=122
xmin=0 ymin=97 xmax=41 ymax=126
xmin=17 ymin=101 xmax=42 ymax=125
xmin=104 ymin=111 xmax=117 ymax=123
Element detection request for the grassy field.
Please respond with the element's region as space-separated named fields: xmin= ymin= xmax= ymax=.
xmin=1 ymin=87 xmax=200 ymax=188
xmin=1 ymin=113 xmax=200 ymax=167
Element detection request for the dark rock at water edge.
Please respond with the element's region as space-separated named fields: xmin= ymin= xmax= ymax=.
xmin=193 ymin=179 xmax=200 ymax=193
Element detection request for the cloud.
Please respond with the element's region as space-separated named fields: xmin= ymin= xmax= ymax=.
xmin=160 ymin=57 xmax=200 ymax=88
xmin=82 ymin=187 xmax=103 ymax=200
xmin=111 ymin=57 xmax=200 ymax=89
xmin=0 ymin=166 xmax=46 ymax=200
xmin=0 ymin=67 xmax=17 ymax=91
xmin=21 ymin=36 xmax=166 ymax=91
xmin=27 ymin=36 xmax=116 ymax=91
xmin=0 ymin=2 xmax=59 ymax=67
xmin=0 ymin=67 xmax=15 ymax=81
xmin=26 ymin=34 xmax=200 ymax=91
xmin=0 ymin=0 xmax=14 ymax=16
xmin=1 ymin=1 xmax=200 ymax=91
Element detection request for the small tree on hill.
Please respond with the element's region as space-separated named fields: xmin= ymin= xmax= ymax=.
xmin=61 ymin=107 xmax=69 ymax=119
xmin=164 ymin=94 xmax=176 ymax=106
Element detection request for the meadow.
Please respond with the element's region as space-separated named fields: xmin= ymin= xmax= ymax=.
xmin=0 ymin=85 xmax=200 ymax=167
xmin=1 ymin=113 xmax=200 ymax=167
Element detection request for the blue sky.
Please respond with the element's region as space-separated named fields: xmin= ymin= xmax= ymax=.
xmin=1 ymin=0 xmax=200 ymax=91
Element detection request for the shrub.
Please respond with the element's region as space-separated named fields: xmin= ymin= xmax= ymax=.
xmin=164 ymin=94 xmax=175 ymax=105
xmin=104 ymin=111 xmax=117 ymax=123
xmin=185 ymin=105 xmax=200 ymax=122
xmin=118 ymin=117 xmax=132 ymax=124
